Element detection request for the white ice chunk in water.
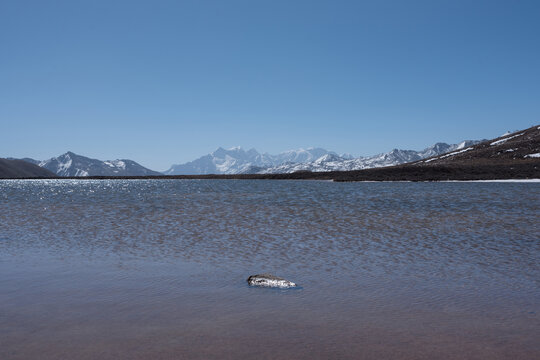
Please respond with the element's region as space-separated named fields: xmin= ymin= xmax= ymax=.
xmin=247 ymin=274 xmax=297 ymax=288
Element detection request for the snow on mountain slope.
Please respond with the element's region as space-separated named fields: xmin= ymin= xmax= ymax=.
xmin=164 ymin=147 xmax=339 ymax=175
xmin=256 ymin=140 xmax=482 ymax=174
xmin=415 ymin=125 xmax=540 ymax=166
xmin=165 ymin=141 xmax=482 ymax=175
xmin=34 ymin=152 xmax=161 ymax=177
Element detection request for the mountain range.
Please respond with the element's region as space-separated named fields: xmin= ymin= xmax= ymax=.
xmin=8 ymin=140 xmax=483 ymax=177
xmin=2 ymin=125 xmax=538 ymax=180
xmin=164 ymin=141 xmax=481 ymax=175
xmin=2 ymin=125 xmax=539 ymax=178
xmin=164 ymin=147 xmax=351 ymax=175
xmin=17 ymin=152 xmax=160 ymax=177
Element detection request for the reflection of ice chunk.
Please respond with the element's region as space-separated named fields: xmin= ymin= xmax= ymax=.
xmin=247 ymin=274 xmax=297 ymax=288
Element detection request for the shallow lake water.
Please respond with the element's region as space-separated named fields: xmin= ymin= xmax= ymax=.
xmin=1 ymin=179 xmax=539 ymax=359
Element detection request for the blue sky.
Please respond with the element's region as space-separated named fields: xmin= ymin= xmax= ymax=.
xmin=1 ymin=0 xmax=539 ymax=171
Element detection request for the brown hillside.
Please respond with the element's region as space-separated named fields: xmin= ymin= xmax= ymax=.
xmin=0 ymin=158 xmax=57 ymax=179
xmin=412 ymin=125 xmax=540 ymax=167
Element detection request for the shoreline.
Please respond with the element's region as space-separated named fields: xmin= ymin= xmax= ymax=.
xmin=1 ymin=163 xmax=539 ymax=182
xmin=2 ymin=178 xmax=539 ymax=183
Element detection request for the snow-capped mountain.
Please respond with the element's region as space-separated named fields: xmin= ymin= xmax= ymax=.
xmin=258 ymin=140 xmax=481 ymax=174
xmin=23 ymin=152 xmax=161 ymax=177
xmin=164 ymin=141 xmax=481 ymax=175
xmin=164 ymin=147 xmax=340 ymax=175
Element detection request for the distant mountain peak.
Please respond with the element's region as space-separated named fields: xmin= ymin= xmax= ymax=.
xmin=22 ymin=152 xmax=161 ymax=177
xmin=164 ymin=147 xmax=335 ymax=175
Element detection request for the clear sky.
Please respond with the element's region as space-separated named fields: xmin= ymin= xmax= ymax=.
xmin=1 ymin=0 xmax=539 ymax=171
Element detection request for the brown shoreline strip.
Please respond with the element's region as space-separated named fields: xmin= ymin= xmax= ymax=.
xmin=2 ymin=163 xmax=539 ymax=182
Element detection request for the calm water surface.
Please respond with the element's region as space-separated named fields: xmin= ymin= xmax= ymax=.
xmin=1 ymin=179 xmax=539 ymax=359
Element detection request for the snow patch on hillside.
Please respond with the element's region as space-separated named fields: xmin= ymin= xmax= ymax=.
xmin=490 ymin=133 xmax=523 ymax=146
xmin=439 ymin=147 xmax=473 ymax=159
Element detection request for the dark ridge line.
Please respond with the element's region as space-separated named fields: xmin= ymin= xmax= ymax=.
xmin=2 ymin=163 xmax=539 ymax=182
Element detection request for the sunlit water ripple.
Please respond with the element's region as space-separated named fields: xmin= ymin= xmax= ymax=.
xmin=1 ymin=179 xmax=539 ymax=359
